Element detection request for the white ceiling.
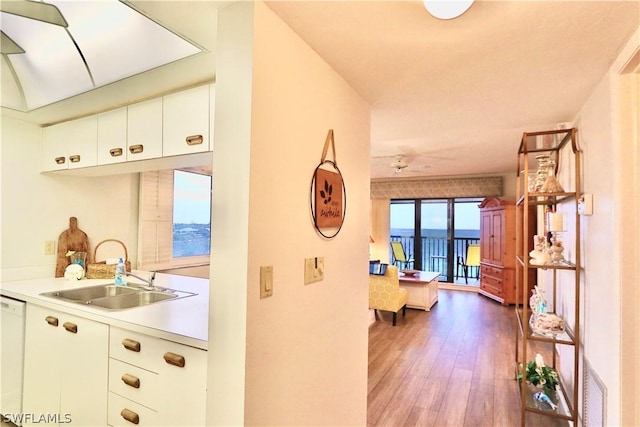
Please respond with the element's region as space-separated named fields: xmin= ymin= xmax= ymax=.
xmin=2 ymin=1 xmax=638 ymax=180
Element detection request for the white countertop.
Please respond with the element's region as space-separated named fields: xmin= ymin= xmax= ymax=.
xmin=0 ymin=272 xmax=209 ymax=350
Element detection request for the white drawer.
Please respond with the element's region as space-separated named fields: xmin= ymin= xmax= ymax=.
xmin=108 ymin=358 xmax=160 ymax=410
xmin=108 ymin=392 xmax=159 ymax=427
xmin=109 ymin=327 xmax=163 ymax=372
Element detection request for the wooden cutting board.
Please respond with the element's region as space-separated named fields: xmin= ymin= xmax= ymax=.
xmin=55 ymin=217 xmax=91 ymax=277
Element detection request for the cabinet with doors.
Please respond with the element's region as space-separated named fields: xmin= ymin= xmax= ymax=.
xmin=107 ymin=326 xmax=207 ymax=426
xmin=43 ymin=84 xmax=215 ymax=172
xmin=97 ymin=106 xmax=128 ymax=165
xmin=162 ymin=84 xmax=211 ymax=157
xmin=514 ymin=128 xmax=581 ymax=426
xmin=478 ymin=196 xmax=536 ymax=304
xmin=42 ymin=115 xmax=98 ymax=171
xmin=22 ymin=304 xmax=109 ymax=426
xmin=127 ymin=97 xmax=163 ymax=161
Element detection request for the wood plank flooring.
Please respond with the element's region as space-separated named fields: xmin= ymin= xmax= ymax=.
xmin=368 ymin=290 xmax=570 ymax=427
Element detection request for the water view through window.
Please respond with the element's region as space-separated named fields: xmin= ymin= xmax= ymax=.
xmin=173 ymin=170 xmax=211 ymax=257
xmin=390 ymin=198 xmax=481 ymax=282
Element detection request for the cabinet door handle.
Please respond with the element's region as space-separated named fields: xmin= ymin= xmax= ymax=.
xmin=185 ymin=134 xmax=203 ymax=146
xmin=129 ymin=144 xmax=144 ymax=154
xmin=45 ymin=316 xmax=59 ymax=327
xmin=163 ymin=352 xmax=185 ymax=368
xmin=110 ymin=148 xmax=123 ymax=157
xmin=69 ymin=155 xmax=81 ymax=163
xmin=63 ymin=322 xmax=77 ymax=333
xmin=122 ymin=338 xmax=141 ymax=352
xmin=121 ymin=373 xmax=140 ymax=389
xmin=120 ymin=408 xmax=140 ymax=425
xmin=54 ymin=156 xmax=66 ymax=165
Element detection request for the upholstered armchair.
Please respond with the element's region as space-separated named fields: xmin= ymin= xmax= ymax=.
xmin=369 ymin=265 xmax=408 ymax=326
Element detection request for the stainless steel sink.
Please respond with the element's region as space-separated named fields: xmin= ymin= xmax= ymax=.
xmin=41 ymin=284 xmax=141 ymax=302
xmin=40 ymin=284 xmax=196 ymax=310
xmin=87 ymin=291 xmax=177 ymax=310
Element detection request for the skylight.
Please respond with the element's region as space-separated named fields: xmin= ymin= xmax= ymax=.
xmin=0 ymin=0 xmax=202 ymax=112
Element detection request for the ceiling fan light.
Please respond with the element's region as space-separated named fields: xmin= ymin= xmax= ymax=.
xmin=423 ymin=0 xmax=474 ymax=20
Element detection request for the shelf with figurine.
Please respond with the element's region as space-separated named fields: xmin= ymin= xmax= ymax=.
xmin=514 ymin=285 xmax=575 ymax=346
xmin=516 ymin=353 xmax=575 ymax=421
xmin=514 ymin=127 xmax=581 ymax=426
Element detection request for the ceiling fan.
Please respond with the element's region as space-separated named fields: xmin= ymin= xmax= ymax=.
xmin=390 ymin=155 xmax=409 ymax=174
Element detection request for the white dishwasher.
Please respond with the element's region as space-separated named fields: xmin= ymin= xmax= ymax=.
xmin=1 ymin=296 xmax=26 ymax=425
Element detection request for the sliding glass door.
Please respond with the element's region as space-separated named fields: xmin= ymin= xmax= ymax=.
xmin=390 ymin=198 xmax=481 ymax=283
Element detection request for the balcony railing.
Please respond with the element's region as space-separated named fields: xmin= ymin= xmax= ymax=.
xmin=389 ymin=235 xmax=480 ymax=283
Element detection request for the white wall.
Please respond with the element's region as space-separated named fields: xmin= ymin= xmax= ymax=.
xmin=553 ymin=25 xmax=640 ymax=425
xmin=207 ymin=2 xmax=370 ymax=425
xmin=0 ymin=115 xmax=139 ymax=281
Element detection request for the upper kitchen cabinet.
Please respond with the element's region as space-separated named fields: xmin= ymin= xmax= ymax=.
xmin=162 ymin=85 xmax=211 ymax=157
xmin=42 ymin=116 xmax=98 ymax=171
xmin=127 ymin=98 xmax=163 ymax=161
xmin=42 ymin=121 xmax=69 ymax=172
xmin=97 ymin=107 xmax=127 ymax=165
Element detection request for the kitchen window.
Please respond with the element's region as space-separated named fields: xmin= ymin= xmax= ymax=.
xmin=138 ymin=169 xmax=211 ymax=271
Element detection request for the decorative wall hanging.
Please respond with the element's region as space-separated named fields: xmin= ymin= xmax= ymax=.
xmin=310 ymin=129 xmax=346 ymax=238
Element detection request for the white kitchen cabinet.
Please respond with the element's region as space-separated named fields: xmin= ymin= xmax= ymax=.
xmin=67 ymin=115 xmax=98 ymax=169
xmin=108 ymin=326 xmax=207 ymax=426
xmin=162 ymin=85 xmax=210 ymax=157
xmin=22 ymin=304 xmax=108 ymax=426
xmin=97 ymin=107 xmax=128 ymax=165
xmin=127 ymin=97 xmax=163 ymax=161
xmin=42 ymin=122 xmax=69 ymax=172
xmin=43 ymin=116 xmax=98 ymax=171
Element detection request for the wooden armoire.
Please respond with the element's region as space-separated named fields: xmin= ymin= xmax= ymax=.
xmin=478 ymin=196 xmax=535 ymax=304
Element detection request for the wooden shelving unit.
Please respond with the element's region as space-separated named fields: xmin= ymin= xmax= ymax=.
xmin=514 ymin=128 xmax=582 ymax=426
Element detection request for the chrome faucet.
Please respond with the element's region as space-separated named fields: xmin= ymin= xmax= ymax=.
xmin=126 ymin=271 xmax=157 ymax=290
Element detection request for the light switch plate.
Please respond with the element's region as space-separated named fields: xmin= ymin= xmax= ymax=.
xmin=260 ymin=266 xmax=273 ymax=298
xmin=304 ymin=257 xmax=324 ymax=285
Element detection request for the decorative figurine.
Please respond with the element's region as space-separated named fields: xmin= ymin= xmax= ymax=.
xmin=533 ymin=391 xmax=558 ymax=410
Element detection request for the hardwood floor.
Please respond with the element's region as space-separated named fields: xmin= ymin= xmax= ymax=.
xmin=368 ymin=290 xmax=570 ymax=427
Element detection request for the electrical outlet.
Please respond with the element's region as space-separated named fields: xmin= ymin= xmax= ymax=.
xmin=44 ymin=240 xmax=56 ymax=255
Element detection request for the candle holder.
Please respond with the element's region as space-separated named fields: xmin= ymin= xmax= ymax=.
xmin=549 ymin=232 xmax=565 ymax=263
xmin=547 ymin=212 xmax=565 ymax=263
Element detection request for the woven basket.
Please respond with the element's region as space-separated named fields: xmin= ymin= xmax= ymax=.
xmin=86 ymin=239 xmax=132 ymax=279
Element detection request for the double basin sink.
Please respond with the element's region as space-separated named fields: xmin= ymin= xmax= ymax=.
xmin=41 ymin=283 xmax=196 ymax=310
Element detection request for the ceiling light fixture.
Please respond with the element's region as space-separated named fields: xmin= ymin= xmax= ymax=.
xmin=0 ymin=0 xmax=203 ymax=112
xmin=423 ymin=0 xmax=474 ymax=20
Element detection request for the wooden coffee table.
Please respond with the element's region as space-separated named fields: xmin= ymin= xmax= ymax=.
xmin=398 ymin=271 xmax=440 ymax=311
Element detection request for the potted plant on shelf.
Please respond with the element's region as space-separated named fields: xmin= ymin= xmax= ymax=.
xmin=517 ymin=353 xmax=560 ymax=410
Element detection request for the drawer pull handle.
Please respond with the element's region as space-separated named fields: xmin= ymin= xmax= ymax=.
xmin=54 ymin=156 xmax=66 ymax=164
xmin=129 ymin=144 xmax=144 ymax=154
xmin=122 ymin=338 xmax=141 ymax=352
xmin=63 ymin=322 xmax=77 ymax=333
xmin=163 ymin=352 xmax=185 ymax=368
xmin=69 ymin=155 xmax=81 ymax=163
xmin=185 ymin=134 xmax=203 ymax=146
xmin=120 ymin=408 xmax=139 ymax=425
xmin=110 ymin=148 xmax=123 ymax=157
xmin=45 ymin=316 xmax=59 ymax=327
xmin=121 ymin=373 xmax=140 ymax=389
